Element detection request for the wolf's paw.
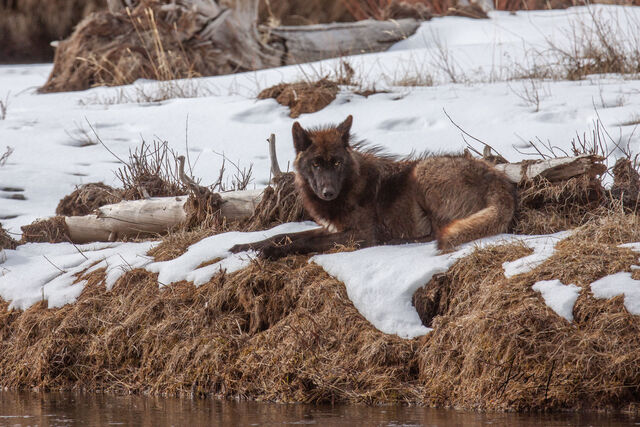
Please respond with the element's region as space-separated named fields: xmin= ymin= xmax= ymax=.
xmin=229 ymin=242 xmax=255 ymax=253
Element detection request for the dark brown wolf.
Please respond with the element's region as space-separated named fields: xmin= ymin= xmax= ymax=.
xmin=230 ymin=115 xmax=516 ymax=259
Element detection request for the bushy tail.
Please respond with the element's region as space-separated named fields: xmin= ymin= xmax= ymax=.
xmin=437 ymin=193 xmax=515 ymax=250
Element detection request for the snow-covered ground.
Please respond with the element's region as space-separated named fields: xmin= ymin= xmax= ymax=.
xmin=2 ymin=6 xmax=640 ymax=337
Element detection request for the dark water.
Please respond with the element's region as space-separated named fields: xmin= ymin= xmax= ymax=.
xmin=0 ymin=392 xmax=638 ymax=427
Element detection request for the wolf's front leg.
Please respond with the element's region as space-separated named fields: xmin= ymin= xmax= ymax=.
xmin=229 ymin=229 xmax=328 ymax=256
xmin=230 ymin=230 xmax=369 ymax=259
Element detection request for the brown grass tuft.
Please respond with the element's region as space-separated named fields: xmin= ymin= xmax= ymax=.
xmin=258 ymin=79 xmax=339 ymax=118
xmin=20 ymin=216 xmax=69 ymax=244
xmin=39 ymin=3 xmax=223 ymax=93
xmin=245 ymin=172 xmax=309 ymax=231
xmin=0 ymin=223 xmax=18 ymax=250
xmin=55 ymin=182 xmax=123 ymax=216
xmin=414 ymin=210 xmax=640 ymax=411
xmin=513 ymin=175 xmax=605 ymax=235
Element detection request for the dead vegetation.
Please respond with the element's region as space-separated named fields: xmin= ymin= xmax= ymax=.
xmin=0 ymin=258 xmax=420 ymax=404
xmin=39 ymin=3 xmax=219 ymax=92
xmin=0 ymin=224 xmax=18 ymax=250
xmin=55 ymin=183 xmax=123 ymax=217
xmin=5 ymin=211 xmax=640 ymax=411
xmin=258 ymin=79 xmax=340 ymax=118
xmin=414 ymin=212 xmax=640 ymax=411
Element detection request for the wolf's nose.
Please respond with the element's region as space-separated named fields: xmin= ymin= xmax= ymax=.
xmin=322 ymin=189 xmax=335 ymax=199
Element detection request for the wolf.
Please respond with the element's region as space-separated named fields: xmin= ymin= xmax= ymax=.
xmin=230 ymin=115 xmax=516 ymax=259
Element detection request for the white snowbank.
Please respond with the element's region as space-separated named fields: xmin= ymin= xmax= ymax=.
xmin=590 ymin=272 xmax=640 ymax=315
xmin=146 ymin=222 xmax=319 ymax=287
xmin=312 ymin=233 xmax=566 ymax=339
xmin=502 ymin=232 xmax=570 ymax=278
xmin=532 ymin=279 xmax=581 ymax=322
xmin=312 ymin=242 xmax=451 ymax=339
xmin=0 ymin=241 xmax=157 ymax=310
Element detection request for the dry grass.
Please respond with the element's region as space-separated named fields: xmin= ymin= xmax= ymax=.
xmin=258 ymin=79 xmax=340 ymax=118
xmin=40 ymin=3 xmax=218 ymax=93
xmin=56 ymin=183 xmax=123 ymax=216
xmin=0 ymin=258 xmax=420 ymax=404
xmin=20 ymin=216 xmax=69 ymax=244
xmin=513 ymin=175 xmax=605 ymax=235
xmin=0 ymin=224 xmax=18 ymax=250
xmin=6 ymin=211 xmax=640 ymax=411
xmin=414 ymin=212 xmax=640 ymax=411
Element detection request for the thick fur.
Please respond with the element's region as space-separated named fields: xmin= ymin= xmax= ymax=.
xmin=230 ymin=115 xmax=516 ymax=258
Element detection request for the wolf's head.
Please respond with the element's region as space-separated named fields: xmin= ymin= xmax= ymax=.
xmin=292 ymin=115 xmax=354 ymax=201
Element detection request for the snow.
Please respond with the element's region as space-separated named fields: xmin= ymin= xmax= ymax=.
xmin=532 ymin=279 xmax=581 ymax=322
xmin=0 ymin=241 xmax=157 ymax=310
xmin=590 ymin=272 xmax=640 ymax=315
xmin=146 ymin=222 xmax=319 ymax=287
xmin=312 ymin=233 xmax=566 ymax=338
xmin=502 ymin=232 xmax=570 ymax=278
xmin=312 ymin=243 xmax=451 ymax=338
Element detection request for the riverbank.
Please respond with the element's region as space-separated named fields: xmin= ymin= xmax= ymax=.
xmin=1 ymin=213 xmax=639 ymax=412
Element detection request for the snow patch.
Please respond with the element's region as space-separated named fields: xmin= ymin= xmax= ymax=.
xmin=0 ymin=241 xmax=157 ymax=310
xmin=312 ymin=242 xmax=451 ymax=339
xmin=502 ymin=232 xmax=570 ymax=278
xmin=146 ymin=222 xmax=319 ymax=287
xmin=532 ymin=279 xmax=581 ymax=322
xmin=590 ymin=272 xmax=640 ymax=315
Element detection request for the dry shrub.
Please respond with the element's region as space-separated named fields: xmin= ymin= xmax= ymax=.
xmin=513 ymin=175 xmax=605 ymax=235
xmin=55 ymin=183 xmax=123 ymax=216
xmin=258 ymin=79 xmax=339 ymax=118
xmin=414 ymin=212 xmax=640 ymax=411
xmin=20 ymin=216 xmax=69 ymax=244
xmin=0 ymin=0 xmax=106 ymax=63
xmin=0 ymin=224 xmax=18 ymax=250
xmin=39 ymin=2 xmax=223 ymax=93
xmin=245 ymin=172 xmax=308 ymax=231
xmin=0 ymin=258 xmax=420 ymax=404
xmin=116 ymin=139 xmax=186 ymax=200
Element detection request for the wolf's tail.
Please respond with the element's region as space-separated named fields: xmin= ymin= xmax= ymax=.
xmin=437 ymin=191 xmax=516 ymax=250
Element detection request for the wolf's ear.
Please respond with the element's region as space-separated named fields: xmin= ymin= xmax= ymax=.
xmin=292 ymin=121 xmax=312 ymax=153
xmin=336 ymin=115 xmax=353 ymax=146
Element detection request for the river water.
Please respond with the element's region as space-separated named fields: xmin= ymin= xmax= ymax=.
xmin=0 ymin=392 xmax=638 ymax=426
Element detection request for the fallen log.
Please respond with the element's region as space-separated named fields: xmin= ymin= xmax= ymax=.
xmin=494 ymin=154 xmax=606 ymax=183
xmin=41 ymin=0 xmax=420 ymax=92
xmin=59 ymin=190 xmax=263 ymax=244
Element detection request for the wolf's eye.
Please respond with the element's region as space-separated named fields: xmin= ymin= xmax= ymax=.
xmin=334 ymin=160 xmax=341 ymax=167
xmin=312 ymin=160 xmax=320 ymax=168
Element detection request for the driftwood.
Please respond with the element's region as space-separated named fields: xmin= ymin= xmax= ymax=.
xmin=62 ymin=190 xmax=263 ymax=244
xmin=494 ymin=155 xmax=606 ymax=184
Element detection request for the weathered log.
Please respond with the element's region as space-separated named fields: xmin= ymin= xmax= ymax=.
xmin=41 ymin=0 xmax=420 ymax=92
xmin=494 ymin=155 xmax=606 ymax=184
xmin=63 ymin=190 xmax=263 ymax=243
xmin=268 ymin=19 xmax=421 ymax=63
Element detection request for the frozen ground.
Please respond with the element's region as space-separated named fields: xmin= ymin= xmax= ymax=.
xmin=1 ymin=6 xmax=640 ymax=336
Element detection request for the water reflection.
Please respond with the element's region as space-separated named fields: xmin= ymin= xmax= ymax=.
xmin=0 ymin=392 xmax=637 ymax=426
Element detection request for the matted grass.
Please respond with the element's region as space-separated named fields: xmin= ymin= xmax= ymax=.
xmin=3 ymin=212 xmax=640 ymax=412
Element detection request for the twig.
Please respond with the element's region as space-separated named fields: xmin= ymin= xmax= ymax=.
xmin=85 ymin=118 xmax=127 ymax=164
xmin=443 ymin=109 xmax=507 ymax=161
xmin=267 ymin=133 xmax=282 ymax=179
